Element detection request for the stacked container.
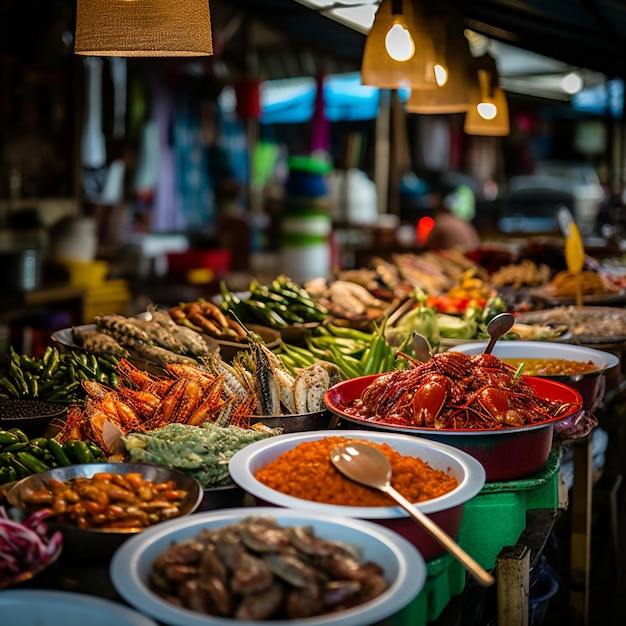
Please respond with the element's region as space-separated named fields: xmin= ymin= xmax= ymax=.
xmin=280 ymin=155 xmax=333 ymax=282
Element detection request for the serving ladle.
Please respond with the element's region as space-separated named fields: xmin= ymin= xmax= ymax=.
xmin=330 ymin=443 xmax=495 ymax=587
xmin=483 ymin=312 xmax=515 ymax=355
xmin=412 ymin=332 xmax=432 ymax=363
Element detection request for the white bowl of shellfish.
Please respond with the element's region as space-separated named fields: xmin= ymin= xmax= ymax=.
xmin=109 ymin=507 xmax=427 ymax=626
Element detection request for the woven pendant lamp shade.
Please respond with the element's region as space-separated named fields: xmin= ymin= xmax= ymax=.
xmin=464 ymin=54 xmax=510 ymax=136
xmin=406 ymin=19 xmax=477 ymax=113
xmin=361 ymin=0 xmax=438 ymax=90
xmin=74 ymin=0 xmax=213 ymax=57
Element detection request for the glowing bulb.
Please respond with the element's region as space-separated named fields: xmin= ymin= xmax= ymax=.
xmin=434 ymin=64 xmax=448 ymax=87
xmin=561 ymin=72 xmax=583 ymax=94
xmin=385 ymin=23 xmax=415 ymax=62
xmin=477 ymin=102 xmax=497 ymax=120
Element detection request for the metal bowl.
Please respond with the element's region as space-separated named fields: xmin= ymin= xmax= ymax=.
xmin=250 ymin=409 xmax=338 ymax=433
xmin=6 ymin=462 xmax=203 ymax=563
xmin=449 ymin=340 xmax=619 ymax=412
xmin=0 ymin=399 xmax=68 ymax=438
xmin=323 ymin=374 xmax=582 ymax=482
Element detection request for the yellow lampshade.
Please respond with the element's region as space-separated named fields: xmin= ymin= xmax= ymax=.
xmin=361 ymin=0 xmax=438 ymax=90
xmin=74 ymin=0 xmax=213 ymax=57
xmin=406 ymin=18 xmax=478 ymax=113
xmin=463 ymin=54 xmax=510 ymax=136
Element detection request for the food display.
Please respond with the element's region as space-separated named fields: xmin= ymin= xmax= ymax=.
xmin=489 ymin=259 xmax=551 ymax=289
xmin=499 ymin=357 xmax=598 ymax=376
xmin=0 ymin=427 xmax=106 ymax=483
xmin=15 ymin=471 xmax=190 ymax=530
xmin=0 ymin=506 xmax=62 ymax=588
xmin=325 ymin=376 xmax=581 ymax=482
xmin=1 ymin=242 xmax=623 ymax=621
xmin=529 ymin=269 xmax=625 ymax=304
xmin=339 ymin=352 xmax=577 ymax=430
xmin=228 ymin=431 xmax=485 ymax=559
xmin=303 ymin=278 xmax=391 ymax=323
xmin=0 ymin=346 xmax=119 ymax=404
xmin=148 ymin=514 xmax=389 ymax=620
xmin=253 ymin=436 xmax=459 ymax=506
xmin=515 ymin=306 xmax=626 ymax=344
xmin=220 ymin=274 xmax=328 ymax=329
xmin=449 ymin=340 xmax=619 ymax=413
xmin=6 ymin=463 xmax=203 ymax=553
xmin=54 ymin=350 xmax=340 ymax=457
xmin=110 ymin=508 xmax=427 ymax=626
xmin=122 ymin=422 xmax=273 ymax=489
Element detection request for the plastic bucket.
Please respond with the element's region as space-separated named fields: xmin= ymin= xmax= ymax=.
xmin=529 ymin=556 xmax=560 ymax=625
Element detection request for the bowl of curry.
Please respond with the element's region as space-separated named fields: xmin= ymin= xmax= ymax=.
xmin=449 ymin=340 xmax=619 ymax=412
xmin=228 ymin=430 xmax=485 ymax=560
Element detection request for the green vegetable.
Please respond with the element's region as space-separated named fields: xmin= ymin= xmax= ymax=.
xmin=48 ymin=438 xmax=72 ymax=467
xmin=386 ymin=295 xmax=440 ymax=355
xmin=436 ymin=313 xmax=477 ymax=340
xmin=65 ymin=440 xmax=95 ymax=464
xmin=16 ymin=451 xmax=50 ymax=474
xmin=122 ymin=422 xmax=271 ymax=489
xmin=0 ymin=431 xmax=19 ymax=447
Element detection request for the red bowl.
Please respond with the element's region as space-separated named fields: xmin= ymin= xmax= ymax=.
xmin=323 ymin=375 xmax=582 ymax=482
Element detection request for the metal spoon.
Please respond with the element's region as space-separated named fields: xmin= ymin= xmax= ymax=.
xmin=330 ymin=443 xmax=495 ymax=587
xmin=412 ymin=332 xmax=432 ymax=362
xmin=483 ymin=312 xmax=515 ymax=355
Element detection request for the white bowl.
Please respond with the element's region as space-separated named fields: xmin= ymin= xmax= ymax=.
xmin=110 ymin=507 xmax=426 ymax=626
xmin=0 ymin=589 xmax=158 ymax=626
xmin=228 ymin=430 xmax=485 ymax=560
xmin=448 ymin=340 xmax=620 ymax=411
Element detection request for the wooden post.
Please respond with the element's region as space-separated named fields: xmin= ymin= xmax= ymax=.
xmin=496 ymin=544 xmax=530 ymax=626
xmin=374 ymin=91 xmax=391 ymax=216
xmin=569 ymin=432 xmax=593 ymax=625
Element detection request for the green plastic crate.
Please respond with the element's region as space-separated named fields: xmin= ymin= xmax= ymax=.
xmin=379 ymin=453 xmax=561 ymax=625
xmin=457 ymin=451 xmax=561 ymax=570
xmin=388 ymin=553 xmax=465 ymax=625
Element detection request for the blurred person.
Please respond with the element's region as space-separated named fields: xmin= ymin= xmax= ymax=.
xmin=422 ymin=178 xmax=480 ymax=250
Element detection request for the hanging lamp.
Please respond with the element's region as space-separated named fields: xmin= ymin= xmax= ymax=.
xmin=463 ymin=53 xmax=510 ymax=136
xmin=406 ymin=17 xmax=478 ymax=114
xmin=74 ymin=0 xmax=213 ymax=57
xmin=361 ymin=0 xmax=438 ymax=90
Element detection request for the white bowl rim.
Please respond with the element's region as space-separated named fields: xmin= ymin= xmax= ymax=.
xmin=0 ymin=588 xmax=159 ymax=625
xmin=110 ymin=507 xmax=427 ymax=626
xmin=448 ymin=340 xmax=620 ymax=371
xmin=228 ymin=430 xmax=486 ymax=517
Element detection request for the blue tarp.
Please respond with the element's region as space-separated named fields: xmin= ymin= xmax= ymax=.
xmin=259 ymin=73 xmax=409 ymax=124
xmin=571 ymin=78 xmax=624 ymax=118
xmin=259 ymin=72 xmax=624 ymax=124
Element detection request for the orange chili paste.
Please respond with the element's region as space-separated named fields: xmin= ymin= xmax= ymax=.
xmin=253 ymin=436 xmax=459 ymax=507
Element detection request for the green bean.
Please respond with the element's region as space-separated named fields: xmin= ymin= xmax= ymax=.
xmin=324 ymin=323 xmax=375 ymax=343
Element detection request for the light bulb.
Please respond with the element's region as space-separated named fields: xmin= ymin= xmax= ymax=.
xmin=477 ymin=101 xmax=497 ymax=120
xmin=562 ymin=72 xmax=583 ymax=94
xmin=434 ymin=64 xmax=448 ymax=87
xmin=385 ymin=23 xmax=415 ymax=62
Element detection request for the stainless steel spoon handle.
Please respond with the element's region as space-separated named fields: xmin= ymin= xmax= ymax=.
xmin=382 ymin=484 xmax=495 ymax=587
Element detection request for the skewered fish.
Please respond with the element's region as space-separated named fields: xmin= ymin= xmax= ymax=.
xmin=72 ymin=327 xmax=130 ymax=358
xmin=150 ymin=310 xmax=211 ymax=356
xmin=95 ymin=314 xmax=153 ymax=347
xmin=130 ymin=317 xmax=187 ymax=354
